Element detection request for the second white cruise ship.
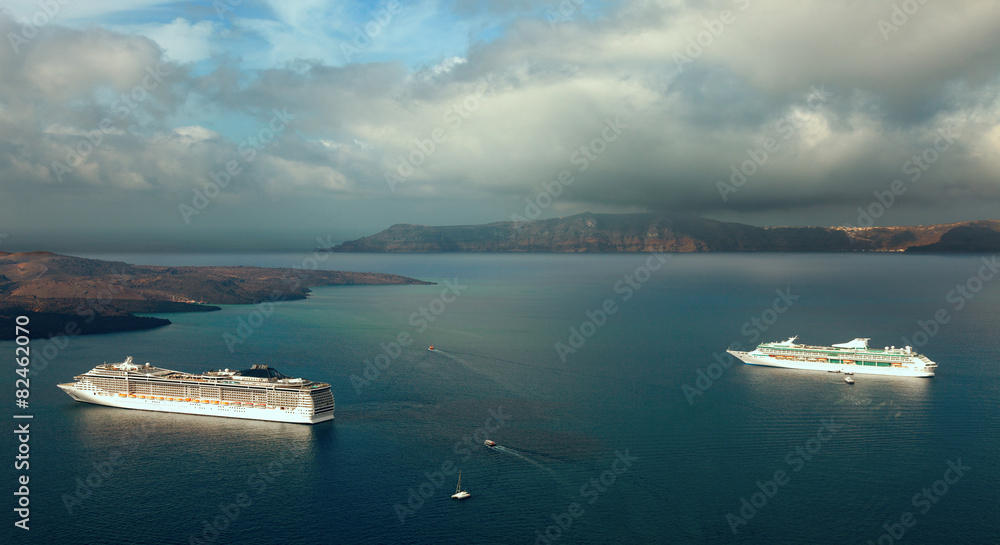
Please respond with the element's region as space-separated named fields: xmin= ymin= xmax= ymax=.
xmin=57 ymin=357 xmax=335 ymax=424
xmin=727 ymin=337 xmax=937 ymax=377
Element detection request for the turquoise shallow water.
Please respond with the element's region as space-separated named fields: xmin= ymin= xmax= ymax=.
xmin=4 ymin=253 xmax=999 ymax=544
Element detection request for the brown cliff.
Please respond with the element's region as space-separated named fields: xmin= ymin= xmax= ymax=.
xmin=0 ymin=252 xmax=431 ymax=339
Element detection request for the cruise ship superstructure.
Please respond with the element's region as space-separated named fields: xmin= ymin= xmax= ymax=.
xmin=58 ymin=357 xmax=335 ymax=423
xmin=727 ymin=337 xmax=937 ymax=377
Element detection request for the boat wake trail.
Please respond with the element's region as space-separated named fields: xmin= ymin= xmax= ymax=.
xmin=444 ymin=350 xmax=545 ymax=371
xmin=492 ymin=445 xmax=560 ymax=479
xmin=427 ymin=349 xmax=487 ymax=376
xmin=429 ymin=349 xmax=463 ymax=364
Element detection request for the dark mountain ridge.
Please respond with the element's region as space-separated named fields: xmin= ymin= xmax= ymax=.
xmin=325 ymin=213 xmax=1000 ymax=253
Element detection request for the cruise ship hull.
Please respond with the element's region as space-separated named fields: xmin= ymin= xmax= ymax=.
xmin=57 ymin=383 xmax=334 ymax=424
xmin=727 ymin=350 xmax=935 ymax=377
xmin=57 ymin=359 xmax=335 ymax=424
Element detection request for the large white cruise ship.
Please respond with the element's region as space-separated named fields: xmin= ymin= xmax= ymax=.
xmin=727 ymin=337 xmax=937 ymax=377
xmin=57 ymin=357 xmax=335 ymax=424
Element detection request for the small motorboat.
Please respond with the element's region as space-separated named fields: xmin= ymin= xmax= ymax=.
xmin=484 ymin=440 xmax=496 ymax=448
xmin=843 ymin=371 xmax=853 ymax=375
xmin=428 ymin=345 xmax=435 ymax=351
xmin=827 ymin=369 xmax=841 ymax=373
xmin=451 ymin=470 xmax=471 ymax=499
xmin=844 ymin=376 xmax=855 ymax=384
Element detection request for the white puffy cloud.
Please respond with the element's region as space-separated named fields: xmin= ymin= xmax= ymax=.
xmin=115 ymin=18 xmax=219 ymax=64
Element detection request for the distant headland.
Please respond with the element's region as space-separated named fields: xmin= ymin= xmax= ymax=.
xmin=322 ymin=213 xmax=1000 ymax=253
xmin=0 ymin=252 xmax=431 ymax=339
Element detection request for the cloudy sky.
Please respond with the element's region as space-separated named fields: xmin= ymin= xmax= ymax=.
xmin=1 ymin=0 xmax=998 ymax=251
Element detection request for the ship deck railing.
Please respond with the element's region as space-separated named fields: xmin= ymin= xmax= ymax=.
xmin=760 ymin=344 xmax=915 ymax=355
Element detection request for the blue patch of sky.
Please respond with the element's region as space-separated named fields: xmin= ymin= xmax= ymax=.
xmin=57 ymin=1 xmax=197 ymax=27
xmin=210 ymin=0 xmax=278 ymax=24
xmin=53 ymin=0 xmax=628 ymax=146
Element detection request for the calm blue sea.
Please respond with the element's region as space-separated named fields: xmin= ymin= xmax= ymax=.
xmin=4 ymin=253 xmax=999 ymax=545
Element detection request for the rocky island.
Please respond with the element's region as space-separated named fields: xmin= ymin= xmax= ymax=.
xmin=324 ymin=213 xmax=1000 ymax=253
xmin=0 ymin=251 xmax=431 ymax=339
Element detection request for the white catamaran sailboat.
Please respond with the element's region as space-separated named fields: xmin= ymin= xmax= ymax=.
xmin=451 ymin=470 xmax=471 ymax=499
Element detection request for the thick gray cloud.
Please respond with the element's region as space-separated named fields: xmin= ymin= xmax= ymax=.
xmin=1 ymin=0 xmax=999 ymax=252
